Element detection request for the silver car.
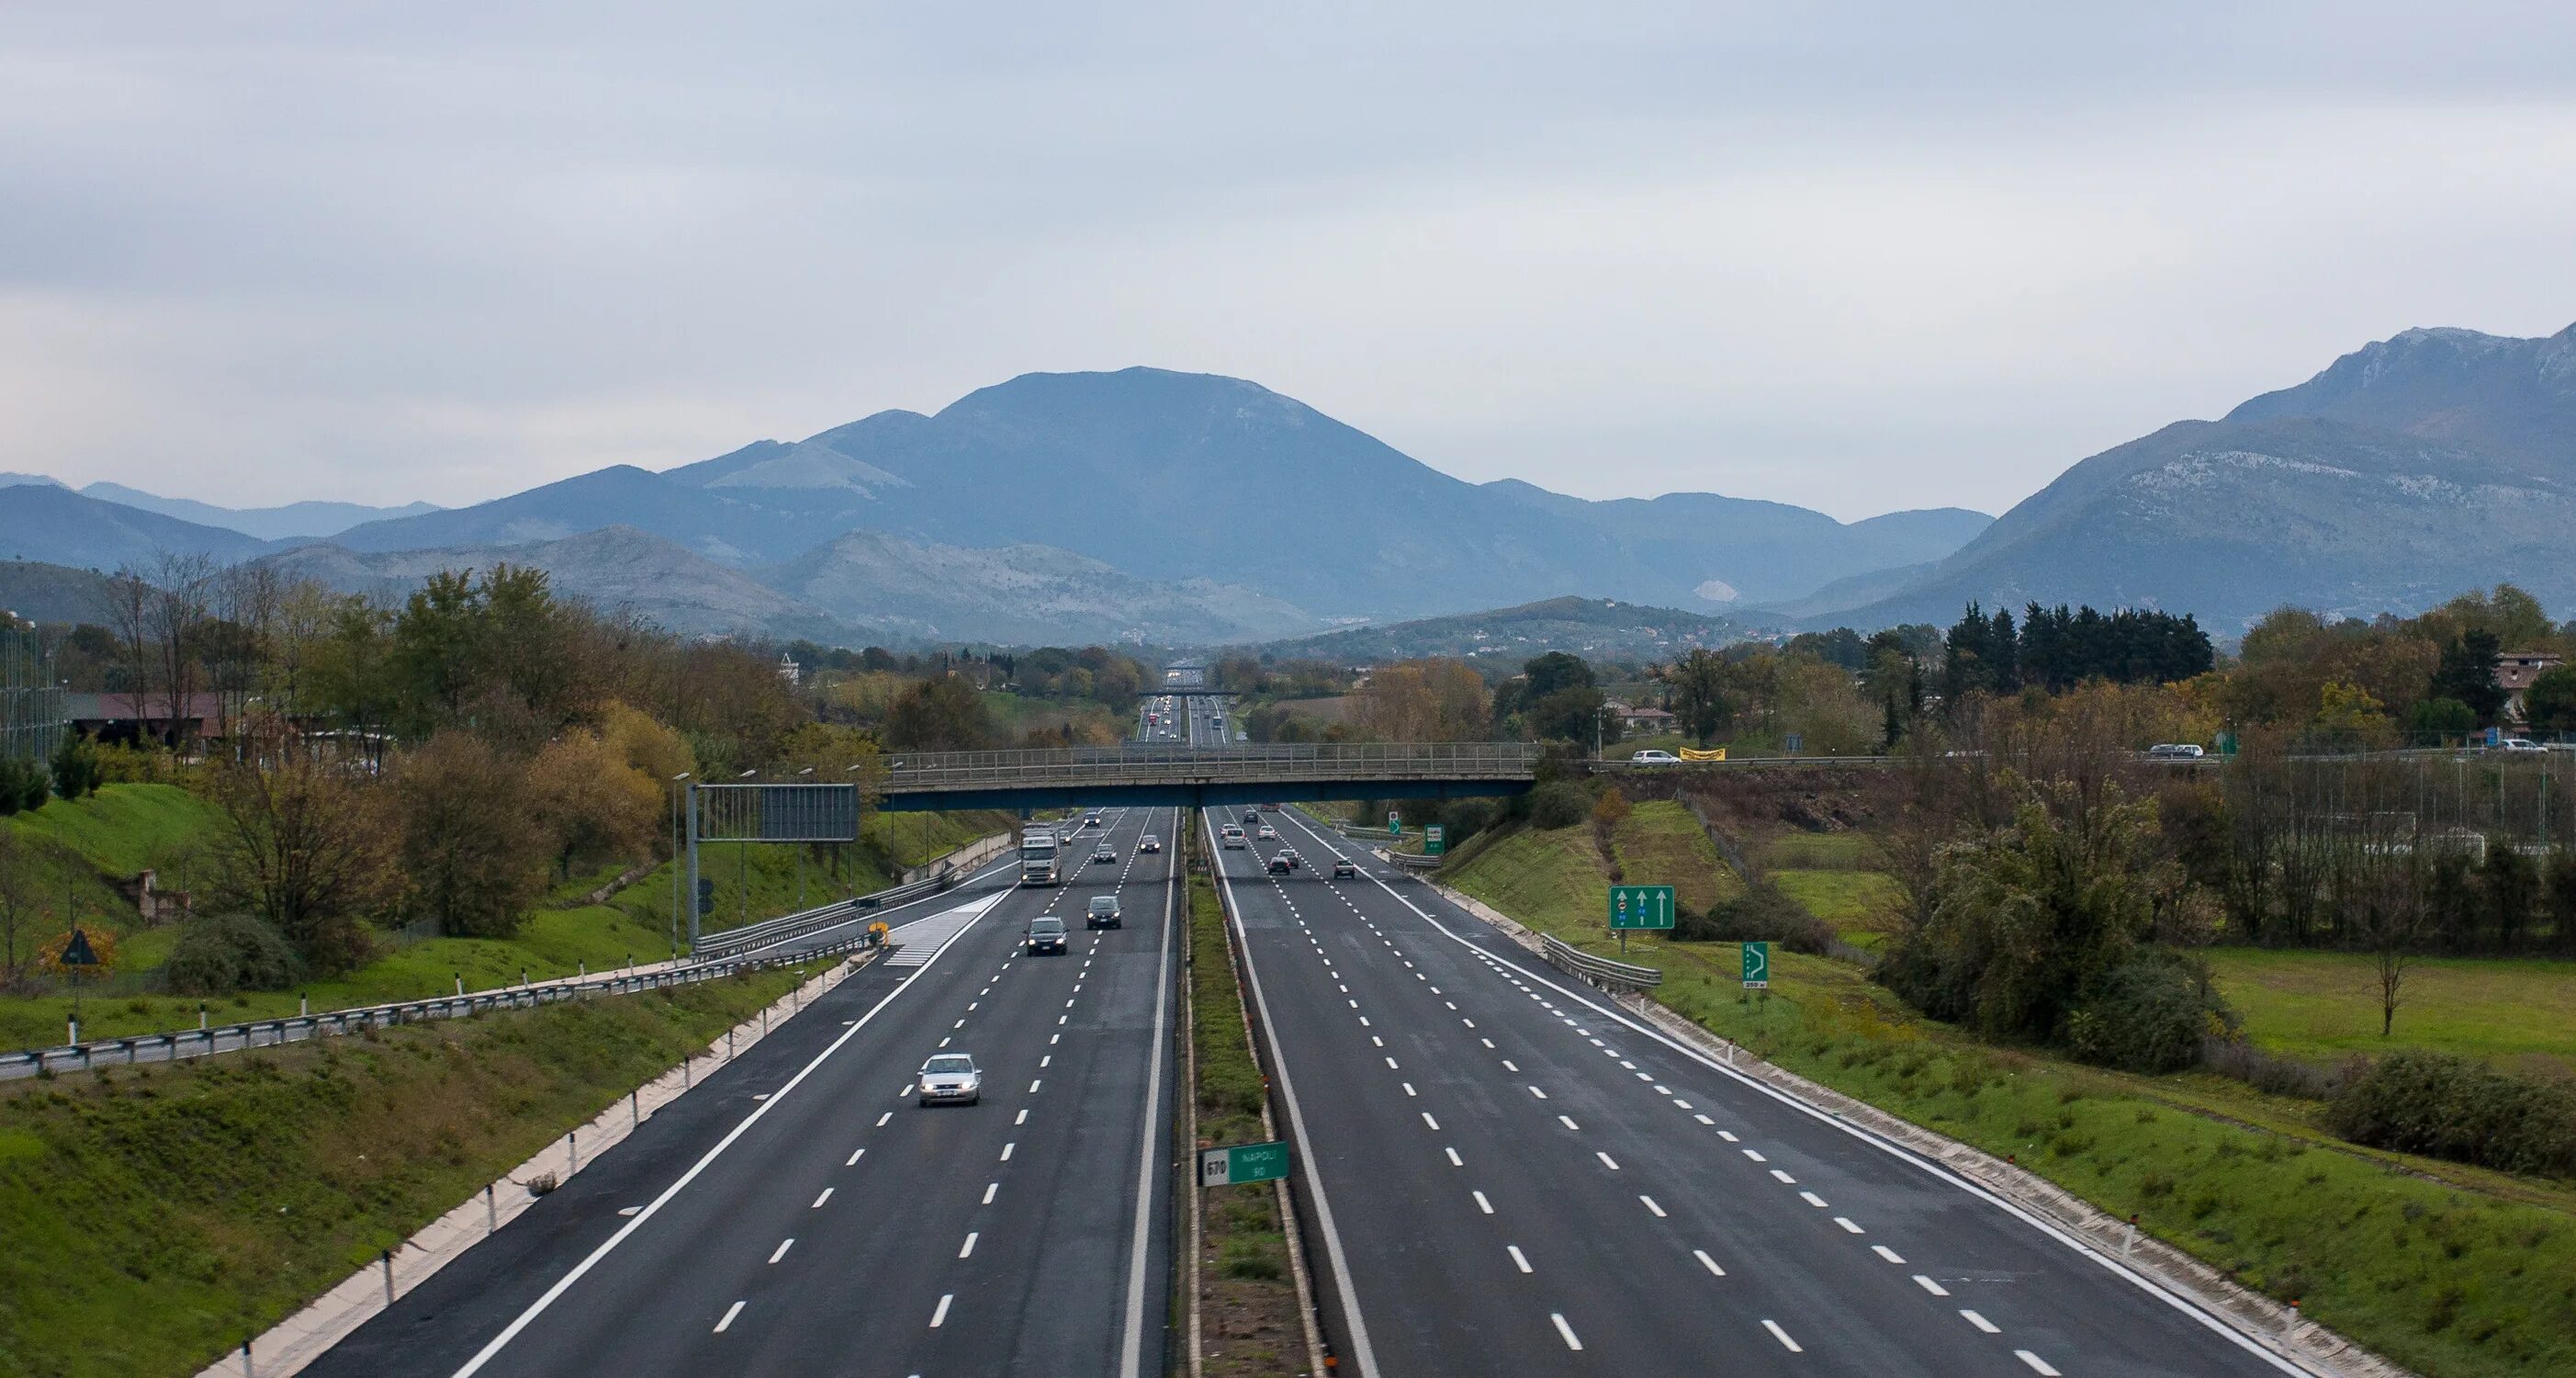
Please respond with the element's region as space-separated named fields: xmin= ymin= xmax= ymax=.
xmin=917 ymin=1053 xmax=981 ymax=1106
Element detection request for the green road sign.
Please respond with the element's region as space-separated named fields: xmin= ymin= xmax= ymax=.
xmin=1741 ymin=940 xmax=1771 ymax=988
xmin=1198 ymin=1140 xmax=1290 ymax=1188
xmin=1609 ymin=884 xmax=1676 ymax=931
xmin=1388 ymin=811 xmax=1401 ymax=836
xmin=1424 ymin=825 xmax=1445 ymax=857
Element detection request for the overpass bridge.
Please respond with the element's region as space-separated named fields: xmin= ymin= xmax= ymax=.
xmin=877 ymin=742 xmax=1542 ymax=811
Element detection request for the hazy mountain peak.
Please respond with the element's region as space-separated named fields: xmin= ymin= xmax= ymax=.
xmin=0 ymin=472 xmax=66 ymax=489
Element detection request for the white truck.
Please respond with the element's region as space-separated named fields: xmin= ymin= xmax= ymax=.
xmin=1020 ymin=827 xmax=1062 ymax=886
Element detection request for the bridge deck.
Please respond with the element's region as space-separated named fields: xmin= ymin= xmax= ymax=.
xmin=877 ymin=742 xmax=1543 ymax=811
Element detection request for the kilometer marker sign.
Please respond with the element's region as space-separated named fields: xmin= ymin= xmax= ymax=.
xmin=1198 ymin=1140 xmax=1290 ymax=1188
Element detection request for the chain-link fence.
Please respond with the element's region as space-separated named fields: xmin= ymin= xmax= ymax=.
xmin=0 ymin=622 xmax=65 ymax=763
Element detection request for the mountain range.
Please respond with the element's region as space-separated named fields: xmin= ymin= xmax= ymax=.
xmin=7 ymin=322 xmax=2569 ymax=646
xmin=1790 ymin=323 xmax=2576 ymax=630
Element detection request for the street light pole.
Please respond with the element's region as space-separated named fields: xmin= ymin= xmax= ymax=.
xmin=669 ymin=772 xmax=692 ymax=962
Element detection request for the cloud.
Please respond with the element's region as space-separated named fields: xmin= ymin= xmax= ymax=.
xmin=3 ymin=2 xmax=2574 ymax=519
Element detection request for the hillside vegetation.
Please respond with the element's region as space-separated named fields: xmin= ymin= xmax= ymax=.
xmin=0 ymin=965 xmax=818 ymax=1378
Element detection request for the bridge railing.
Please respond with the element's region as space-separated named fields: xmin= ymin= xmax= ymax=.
xmin=883 ymin=741 xmax=1545 ymax=790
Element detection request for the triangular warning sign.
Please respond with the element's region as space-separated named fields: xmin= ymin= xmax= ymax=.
xmin=61 ymin=927 xmax=99 ymax=967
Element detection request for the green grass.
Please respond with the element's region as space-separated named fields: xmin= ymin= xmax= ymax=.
xmin=1189 ymin=846 xmax=1301 ymax=1376
xmin=0 ymin=805 xmax=1012 ymax=1050
xmin=2 ymin=785 xmax=226 ymax=881
xmin=0 ymin=963 xmax=820 ymax=1378
xmin=1445 ymin=833 xmax=2576 ymax=1378
xmin=1608 ymin=801 xmax=1740 ymax=913
xmin=2208 ymin=948 xmax=2576 ymax=1079
xmin=1761 ymin=831 xmax=1879 ymax=870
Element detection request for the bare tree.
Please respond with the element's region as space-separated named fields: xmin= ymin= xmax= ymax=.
xmin=147 ymin=551 xmax=217 ymax=746
xmin=211 ymin=561 xmax=285 ymax=742
xmin=96 ymin=566 xmax=157 ymax=726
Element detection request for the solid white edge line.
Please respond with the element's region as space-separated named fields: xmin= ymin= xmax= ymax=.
xmin=1118 ymin=807 xmax=1180 ymax=1378
xmin=1206 ymin=808 xmax=1381 ymax=1378
xmin=1265 ymin=805 xmax=2316 ymax=1377
xmin=444 ymin=881 xmax=1013 ymax=1378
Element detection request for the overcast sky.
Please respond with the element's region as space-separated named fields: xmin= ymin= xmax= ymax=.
xmin=5 ymin=4 xmax=2574 ymax=522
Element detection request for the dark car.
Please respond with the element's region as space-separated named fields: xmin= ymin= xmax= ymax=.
xmin=1332 ymin=858 xmax=1357 ymax=878
xmin=1027 ymin=917 xmax=1069 ymax=954
xmin=1267 ymin=853 xmax=1293 ymax=875
xmin=1244 ymin=809 xmax=1260 ymax=825
xmin=1139 ymin=835 xmax=1162 ymax=853
xmin=1086 ymin=895 xmax=1123 ymax=930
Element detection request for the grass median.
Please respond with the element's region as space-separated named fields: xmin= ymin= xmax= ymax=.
xmin=1187 ymin=830 xmax=1303 ymax=1378
xmin=0 ymin=962 xmax=821 ymax=1378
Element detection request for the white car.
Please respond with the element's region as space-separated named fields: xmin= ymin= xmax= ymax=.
xmin=2494 ymin=738 xmax=2547 ymax=754
xmin=1629 ymin=750 xmax=1680 ymax=766
xmin=917 ymin=1053 xmax=981 ymax=1106
xmin=2146 ymin=743 xmax=2206 ymax=760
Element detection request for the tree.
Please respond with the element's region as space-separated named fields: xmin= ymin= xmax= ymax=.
xmin=0 ymin=827 xmax=42 ymax=985
xmin=203 ymin=718 xmax=399 ymax=971
xmin=2407 ymin=696 xmax=2477 ymax=742
xmin=2431 ymin=630 xmax=2506 ymax=723
xmin=1523 ymin=684 xmax=1606 ymax=746
xmin=528 ymin=730 xmax=661 ymax=880
xmin=395 ymin=732 xmax=546 ymax=939
xmin=1669 ymin=649 xmax=1729 ymax=746
xmin=1522 ymin=651 xmax=1596 ymax=701
xmin=2524 ymin=666 xmax=2576 ymax=736
xmin=883 ymin=675 xmax=997 ymax=751
xmin=2314 ymin=681 xmax=2395 ymax=749
xmin=2347 ymin=851 xmax=2428 ymax=1035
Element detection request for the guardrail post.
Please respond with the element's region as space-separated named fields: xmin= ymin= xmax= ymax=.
xmin=630 ymin=1089 xmax=639 ymax=1129
xmin=578 ymin=961 xmax=586 ymax=978
xmin=380 ymin=1248 xmax=394 ymax=1305
xmin=568 ymin=1130 xmax=579 ymax=1176
xmin=2124 ymin=1214 xmax=2138 ymax=1255
xmin=198 ymin=1002 xmax=208 ymax=1032
xmin=242 ymin=1336 xmax=254 ymax=1376
xmin=487 ymin=1183 xmax=496 ymax=1234
xmin=727 ymin=1028 xmax=735 ymax=1060
xmin=455 ymin=973 xmax=463 ymax=998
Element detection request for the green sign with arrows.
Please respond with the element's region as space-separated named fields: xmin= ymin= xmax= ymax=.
xmin=1608 ymin=885 xmax=1675 ymax=931
xmin=1741 ymin=940 xmax=1771 ymax=988
xmin=1198 ymin=1140 xmax=1290 ymax=1188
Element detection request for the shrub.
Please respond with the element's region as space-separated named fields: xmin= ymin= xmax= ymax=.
xmin=1673 ymin=882 xmax=1836 ymax=954
xmin=0 ymin=756 xmax=48 ymax=816
xmin=1525 ymin=780 xmax=1592 ymax=830
xmin=163 ymin=914 xmax=304 ymax=996
xmin=49 ymin=736 xmax=102 ymax=801
xmin=2061 ymin=951 xmax=2236 ymax=1074
xmin=2328 ymin=1051 xmax=2576 ymax=1177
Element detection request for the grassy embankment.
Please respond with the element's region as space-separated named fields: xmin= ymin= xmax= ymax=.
xmin=1187 ymin=832 xmax=1303 ymax=1376
xmin=1443 ymin=817 xmax=2576 ymax=1378
xmin=1761 ymin=831 xmax=1902 ymax=949
xmin=0 ymin=787 xmax=1007 ymax=1047
xmin=0 ymin=962 xmax=822 ymax=1378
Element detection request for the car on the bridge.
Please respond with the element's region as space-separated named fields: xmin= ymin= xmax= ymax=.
xmin=1629 ymin=749 xmax=1681 ymax=766
xmin=1332 ymin=858 xmax=1357 ymax=878
xmin=1267 ymin=853 xmax=1294 ymax=875
xmin=1086 ymin=895 xmax=1123 ymax=930
xmin=1091 ymin=844 xmax=1118 ymax=864
xmin=1139 ymin=834 xmax=1162 ymax=853
xmin=917 ymin=1053 xmax=982 ymax=1106
xmin=1027 ymin=917 xmax=1069 ymax=954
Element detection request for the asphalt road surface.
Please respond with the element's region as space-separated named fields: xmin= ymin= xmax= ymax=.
xmin=306 ymin=807 xmax=1181 ymax=1378
xmin=1210 ymin=805 xmax=2306 ymax=1378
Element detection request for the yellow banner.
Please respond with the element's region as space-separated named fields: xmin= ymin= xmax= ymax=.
xmin=1678 ymin=746 xmax=1727 ymax=762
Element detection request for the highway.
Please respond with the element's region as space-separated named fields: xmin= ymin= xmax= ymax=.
xmin=306 ymin=806 xmax=1182 ymax=1378
xmin=1211 ymin=804 xmax=2307 ymax=1378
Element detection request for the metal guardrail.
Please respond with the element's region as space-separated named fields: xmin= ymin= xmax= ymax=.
xmin=883 ymin=742 xmax=1544 ymax=794
xmin=691 ymin=872 xmax=956 ymax=961
xmin=1539 ymin=933 xmax=1663 ymax=991
xmin=1387 ymin=852 xmax=1443 ymax=873
xmin=2 ymin=934 xmax=879 ymax=1080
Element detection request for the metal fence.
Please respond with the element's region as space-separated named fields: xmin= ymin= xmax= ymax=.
xmin=1 ymin=933 xmax=881 ymax=1080
xmin=0 ymin=623 xmax=64 ymax=763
